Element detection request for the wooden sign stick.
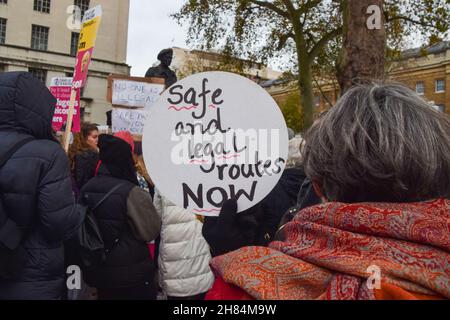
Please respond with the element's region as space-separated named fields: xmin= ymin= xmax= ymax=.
xmin=63 ymin=89 xmax=78 ymax=153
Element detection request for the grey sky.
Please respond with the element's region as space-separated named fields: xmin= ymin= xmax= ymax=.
xmin=127 ymin=0 xmax=188 ymax=76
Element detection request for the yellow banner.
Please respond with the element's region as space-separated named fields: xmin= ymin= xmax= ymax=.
xmin=78 ymin=16 xmax=101 ymax=51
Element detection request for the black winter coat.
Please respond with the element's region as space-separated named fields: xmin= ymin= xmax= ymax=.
xmin=203 ymin=167 xmax=321 ymax=256
xmin=0 ymin=72 xmax=83 ymax=300
xmin=80 ymin=167 xmax=159 ymax=290
xmin=73 ymin=150 xmax=99 ymax=190
xmin=256 ymin=168 xmax=311 ymax=245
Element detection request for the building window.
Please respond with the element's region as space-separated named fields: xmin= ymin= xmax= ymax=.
xmin=0 ymin=0 xmax=7 ymax=5
xmin=33 ymin=0 xmax=51 ymax=14
xmin=31 ymin=25 xmax=49 ymax=51
xmin=415 ymin=81 xmax=424 ymax=95
xmin=0 ymin=18 xmax=6 ymax=44
xmin=29 ymin=68 xmax=47 ymax=85
xmin=435 ymin=79 xmax=445 ymax=93
xmin=70 ymin=32 xmax=79 ymax=56
xmin=74 ymin=0 xmax=90 ymax=18
xmin=0 ymin=64 xmax=5 ymax=73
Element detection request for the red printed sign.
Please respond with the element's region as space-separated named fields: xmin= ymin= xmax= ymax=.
xmin=73 ymin=47 xmax=94 ymax=89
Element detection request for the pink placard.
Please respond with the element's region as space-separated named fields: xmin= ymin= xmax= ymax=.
xmin=50 ymin=86 xmax=81 ymax=133
xmin=72 ymin=47 xmax=94 ymax=89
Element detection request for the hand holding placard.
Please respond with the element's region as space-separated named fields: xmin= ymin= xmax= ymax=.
xmin=202 ymin=199 xmax=259 ymax=256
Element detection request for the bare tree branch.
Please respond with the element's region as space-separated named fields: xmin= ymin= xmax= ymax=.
xmin=298 ymin=0 xmax=322 ymax=15
xmin=386 ymin=15 xmax=438 ymax=30
xmin=277 ymin=31 xmax=295 ymax=50
xmin=313 ymin=74 xmax=333 ymax=107
xmin=309 ymin=27 xmax=342 ymax=59
xmin=249 ymin=0 xmax=289 ymax=18
xmin=280 ymin=0 xmax=297 ymax=16
xmin=305 ymin=31 xmax=318 ymax=47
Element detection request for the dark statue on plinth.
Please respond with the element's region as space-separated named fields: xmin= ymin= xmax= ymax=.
xmin=145 ymin=48 xmax=178 ymax=88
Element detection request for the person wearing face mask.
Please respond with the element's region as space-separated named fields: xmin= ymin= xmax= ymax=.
xmin=68 ymin=123 xmax=100 ymax=194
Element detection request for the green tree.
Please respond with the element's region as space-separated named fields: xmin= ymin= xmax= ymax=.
xmin=173 ymin=0 xmax=449 ymax=128
xmin=280 ymin=90 xmax=304 ymax=133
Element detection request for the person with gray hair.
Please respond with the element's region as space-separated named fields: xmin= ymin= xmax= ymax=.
xmin=204 ymin=82 xmax=450 ymax=300
xmin=302 ymin=82 xmax=450 ymax=203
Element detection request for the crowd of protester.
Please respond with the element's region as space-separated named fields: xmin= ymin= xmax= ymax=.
xmin=0 ymin=71 xmax=448 ymax=300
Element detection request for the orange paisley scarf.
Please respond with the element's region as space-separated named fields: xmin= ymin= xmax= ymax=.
xmin=210 ymin=199 xmax=449 ymax=300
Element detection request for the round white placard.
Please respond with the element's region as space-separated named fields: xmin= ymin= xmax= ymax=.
xmin=143 ymin=72 xmax=289 ymax=216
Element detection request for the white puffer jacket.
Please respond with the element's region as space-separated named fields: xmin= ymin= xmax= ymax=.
xmin=153 ymin=190 xmax=215 ymax=298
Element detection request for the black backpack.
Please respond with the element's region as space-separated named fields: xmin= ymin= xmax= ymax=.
xmin=67 ymin=183 xmax=126 ymax=270
xmin=0 ymin=137 xmax=34 ymax=279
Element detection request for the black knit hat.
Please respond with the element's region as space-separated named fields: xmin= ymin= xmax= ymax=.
xmin=98 ymin=134 xmax=138 ymax=185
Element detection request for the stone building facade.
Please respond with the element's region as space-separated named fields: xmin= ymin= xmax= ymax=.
xmin=171 ymin=47 xmax=283 ymax=82
xmin=0 ymin=0 xmax=130 ymax=125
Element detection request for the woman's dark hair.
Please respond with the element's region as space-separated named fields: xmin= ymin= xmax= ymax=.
xmin=68 ymin=122 xmax=99 ymax=172
xmin=80 ymin=123 xmax=99 ymax=142
xmin=302 ymin=82 xmax=450 ymax=203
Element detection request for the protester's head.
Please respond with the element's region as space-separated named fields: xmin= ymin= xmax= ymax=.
xmin=0 ymin=72 xmax=56 ymax=140
xmin=81 ymin=122 xmax=99 ymax=150
xmin=70 ymin=122 xmax=98 ymax=153
xmin=114 ymin=131 xmax=135 ymax=154
xmin=98 ymin=134 xmax=138 ymax=185
xmin=68 ymin=123 xmax=98 ymax=171
xmin=302 ymin=82 xmax=450 ymax=203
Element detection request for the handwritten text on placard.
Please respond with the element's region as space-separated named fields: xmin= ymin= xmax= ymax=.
xmin=112 ymin=80 xmax=164 ymax=108
xmin=112 ymin=108 xmax=147 ymax=135
xmin=143 ymin=72 xmax=289 ymax=216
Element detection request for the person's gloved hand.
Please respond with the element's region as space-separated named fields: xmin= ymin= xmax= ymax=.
xmin=202 ymin=199 xmax=258 ymax=257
